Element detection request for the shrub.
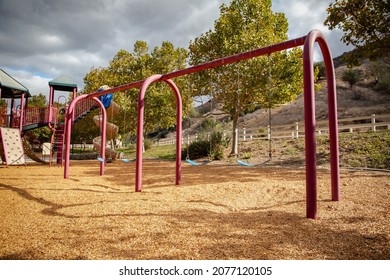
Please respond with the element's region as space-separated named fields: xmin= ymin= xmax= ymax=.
xmin=144 ymin=138 xmax=152 ymax=151
xmin=183 ymin=118 xmax=231 ymax=160
xmin=182 ymin=140 xmax=210 ymax=159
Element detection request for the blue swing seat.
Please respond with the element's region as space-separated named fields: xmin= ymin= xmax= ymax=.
xmin=121 ymin=158 xmax=135 ymax=163
xmin=236 ymin=159 xmax=255 ymax=167
xmin=185 ymin=159 xmax=209 ymax=166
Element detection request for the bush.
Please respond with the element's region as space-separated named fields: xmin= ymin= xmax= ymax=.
xmin=182 ymin=140 xmax=210 ymax=159
xmin=144 ymin=138 xmax=152 ymax=151
xmin=182 ymin=118 xmax=231 ymax=160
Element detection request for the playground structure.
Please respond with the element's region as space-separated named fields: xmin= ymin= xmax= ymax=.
xmin=63 ymin=30 xmax=340 ymax=219
xmin=0 ymin=70 xmax=100 ymax=166
xmin=92 ymin=86 xmax=121 ymax=160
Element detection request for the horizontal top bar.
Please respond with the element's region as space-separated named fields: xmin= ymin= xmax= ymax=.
xmin=87 ymin=35 xmax=307 ymax=99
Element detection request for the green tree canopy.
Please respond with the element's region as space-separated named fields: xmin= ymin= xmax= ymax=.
xmin=189 ymin=0 xmax=303 ymax=154
xmin=28 ymin=93 xmax=47 ymax=107
xmin=324 ymin=0 xmax=390 ymax=65
xmin=83 ymin=41 xmax=189 ymax=135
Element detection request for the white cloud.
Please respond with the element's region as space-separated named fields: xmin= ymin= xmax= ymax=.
xmin=0 ymin=0 xmax=352 ymax=97
xmin=291 ymin=1 xmax=309 ymax=17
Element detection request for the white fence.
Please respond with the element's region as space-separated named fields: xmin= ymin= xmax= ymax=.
xmin=154 ymin=114 xmax=390 ymax=146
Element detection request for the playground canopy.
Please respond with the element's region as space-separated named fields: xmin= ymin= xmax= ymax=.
xmin=0 ymin=69 xmax=31 ymax=98
xmin=48 ymin=75 xmax=78 ymax=92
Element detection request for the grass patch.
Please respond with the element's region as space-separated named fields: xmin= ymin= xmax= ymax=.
xmin=132 ymin=145 xmax=176 ymax=160
xmin=238 ymin=130 xmax=390 ymax=170
xmin=338 ymin=130 xmax=390 ymax=169
xmin=117 ymin=145 xmax=176 ymax=160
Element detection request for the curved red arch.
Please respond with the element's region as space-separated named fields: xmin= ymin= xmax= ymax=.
xmin=135 ymin=75 xmax=183 ymax=192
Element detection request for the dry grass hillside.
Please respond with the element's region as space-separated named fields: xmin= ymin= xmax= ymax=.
xmin=238 ymin=59 xmax=390 ymax=129
xmin=185 ymin=57 xmax=390 ymax=132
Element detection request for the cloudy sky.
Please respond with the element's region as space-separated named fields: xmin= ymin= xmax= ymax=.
xmin=0 ymin=0 xmax=352 ymax=98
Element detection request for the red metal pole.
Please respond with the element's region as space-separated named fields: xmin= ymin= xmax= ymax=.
xmin=166 ymin=79 xmax=182 ymax=185
xmin=136 ymin=75 xmax=163 ymax=192
xmin=64 ymin=95 xmax=83 ymax=178
xmin=19 ymin=93 xmax=25 ymax=133
xmin=92 ymin=97 xmax=106 ymax=176
xmin=84 ymin=36 xmax=307 ymax=102
xmin=317 ymin=35 xmax=340 ymax=202
xmin=64 ymin=95 xmax=106 ymax=178
xmin=135 ymin=75 xmax=183 ymax=192
xmin=303 ymin=30 xmax=340 ymax=219
xmin=303 ymin=32 xmax=318 ymax=219
xmin=48 ymin=86 xmax=54 ymax=130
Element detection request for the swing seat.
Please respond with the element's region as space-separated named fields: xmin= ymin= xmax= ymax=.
xmin=97 ymin=157 xmax=112 ymax=163
xmin=237 ymin=159 xmax=255 ymax=167
xmin=185 ymin=159 xmax=209 ymax=166
xmin=121 ymin=158 xmax=135 ymax=163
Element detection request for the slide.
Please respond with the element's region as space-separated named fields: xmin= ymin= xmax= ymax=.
xmin=92 ymin=92 xmax=121 ymax=160
xmin=21 ymin=136 xmax=47 ymax=164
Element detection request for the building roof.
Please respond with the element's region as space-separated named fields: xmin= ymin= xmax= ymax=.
xmin=49 ymin=75 xmax=77 ymax=92
xmin=0 ymin=69 xmax=31 ymax=98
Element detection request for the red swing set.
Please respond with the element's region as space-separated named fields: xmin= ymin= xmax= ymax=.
xmin=63 ymin=30 xmax=340 ymax=219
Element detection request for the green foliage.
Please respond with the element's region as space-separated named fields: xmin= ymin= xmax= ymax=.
xmin=183 ymin=140 xmax=210 ymax=159
xmin=342 ymin=69 xmax=362 ymax=88
xmin=71 ymin=113 xmax=100 ymax=144
xmin=189 ymin=0 xmax=303 ymax=154
xmin=341 ymin=68 xmax=362 ymax=99
xmin=369 ymin=61 xmax=390 ymax=93
xmin=25 ymin=126 xmax=52 ymax=144
xmin=338 ymin=130 xmax=390 ymax=169
xmin=314 ymin=62 xmax=326 ymax=80
xmin=28 ymin=93 xmax=47 ymax=107
xmin=324 ymin=0 xmax=390 ymax=65
xmin=144 ymin=138 xmax=152 ymax=151
xmin=82 ymin=41 xmax=190 ymax=135
xmin=184 ymin=118 xmax=231 ymax=160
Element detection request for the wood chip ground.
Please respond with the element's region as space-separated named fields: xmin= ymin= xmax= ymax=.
xmin=0 ymin=160 xmax=389 ymax=260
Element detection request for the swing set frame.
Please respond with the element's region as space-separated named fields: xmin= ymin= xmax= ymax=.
xmin=63 ymin=30 xmax=340 ymax=219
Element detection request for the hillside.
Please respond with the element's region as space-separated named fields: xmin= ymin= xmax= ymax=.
xmin=187 ymin=57 xmax=390 ymax=132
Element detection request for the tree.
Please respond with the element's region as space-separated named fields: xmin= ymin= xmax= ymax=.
xmin=189 ymin=0 xmax=303 ymax=155
xmin=341 ymin=68 xmax=362 ymax=99
xmin=83 ymin=41 xmax=190 ymax=137
xmin=70 ymin=113 xmax=100 ymax=144
xmin=324 ymin=0 xmax=390 ymax=65
xmin=314 ymin=62 xmax=326 ymax=80
xmin=28 ymin=93 xmax=47 ymax=107
xmin=369 ymin=61 xmax=390 ymax=93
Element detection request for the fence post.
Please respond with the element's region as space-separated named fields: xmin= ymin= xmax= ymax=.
xmin=267 ymin=125 xmax=271 ymax=140
xmin=371 ymin=114 xmax=376 ymax=132
xmin=295 ymin=122 xmax=299 ymax=139
xmin=243 ymin=127 xmax=246 ymax=141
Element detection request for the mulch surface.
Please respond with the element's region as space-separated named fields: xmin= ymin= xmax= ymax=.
xmin=0 ymin=160 xmax=389 ymax=260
